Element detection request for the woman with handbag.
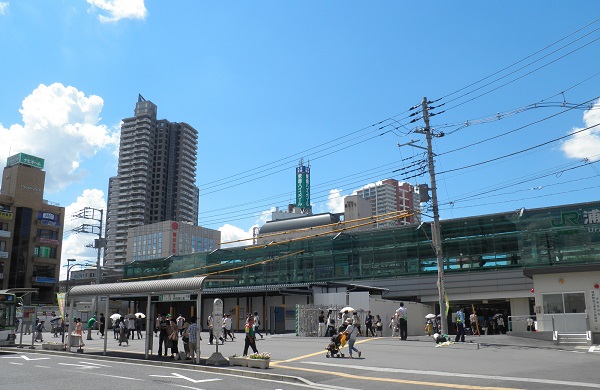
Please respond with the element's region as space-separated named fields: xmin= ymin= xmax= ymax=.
xmin=169 ymin=319 xmax=180 ymax=359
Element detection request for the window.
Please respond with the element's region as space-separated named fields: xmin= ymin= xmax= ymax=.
xmin=542 ymin=292 xmax=585 ymax=314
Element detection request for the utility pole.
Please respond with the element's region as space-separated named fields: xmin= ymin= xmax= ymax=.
xmin=72 ymin=207 xmax=105 ymax=315
xmin=415 ymin=96 xmax=448 ymax=335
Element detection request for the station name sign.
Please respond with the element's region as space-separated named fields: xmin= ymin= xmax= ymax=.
xmin=159 ymin=293 xmax=191 ymax=301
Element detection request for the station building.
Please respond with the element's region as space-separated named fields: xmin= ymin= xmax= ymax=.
xmin=123 ymin=200 xmax=600 ymax=342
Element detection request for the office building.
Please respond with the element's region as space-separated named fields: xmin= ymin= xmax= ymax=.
xmin=0 ymin=153 xmax=65 ymax=304
xmin=105 ymin=96 xmax=200 ymax=270
xmin=127 ymin=220 xmax=220 ymax=262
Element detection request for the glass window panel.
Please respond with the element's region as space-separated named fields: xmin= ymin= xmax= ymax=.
xmin=564 ymin=292 xmax=586 ymax=313
xmin=543 ymin=293 xmax=564 ymax=314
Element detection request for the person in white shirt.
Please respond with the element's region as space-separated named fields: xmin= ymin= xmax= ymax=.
xmin=253 ymin=311 xmax=264 ymax=339
xmin=343 ymin=318 xmax=362 ymax=359
xmin=396 ymin=302 xmax=408 ymax=340
xmin=223 ymin=314 xmax=234 ymax=341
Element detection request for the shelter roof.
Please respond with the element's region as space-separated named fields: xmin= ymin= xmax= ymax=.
xmin=68 ymin=276 xmax=234 ymax=297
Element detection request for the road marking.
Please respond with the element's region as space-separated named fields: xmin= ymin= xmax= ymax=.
xmin=272 ymin=337 xmax=375 ymax=365
xmin=1 ymin=355 xmax=50 ymax=361
xmin=8 ymin=362 xmax=23 ymax=365
xmin=81 ymin=372 xmax=145 ymax=381
xmin=302 ymin=361 xmax=600 ymax=389
xmin=589 ymin=346 xmax=596 ymax=353
xmin=275 ymin=364 xmax=517 ymax=390
xmin=149 ymin=373 xmax=221 ymax=384
xmin=79 ymin=361 xmax=111 ymax=367
xmin=58 ymin=362 xmax=101 ymax=370
xmin=35 ymin=365 xmax=51 ymax=368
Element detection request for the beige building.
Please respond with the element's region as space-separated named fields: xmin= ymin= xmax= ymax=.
xmin=0 ymin=153 xmax=65 ymax=304
xmin=126 ymin=220 xmax=220 ymax=262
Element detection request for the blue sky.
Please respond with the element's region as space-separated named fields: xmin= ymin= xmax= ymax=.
xmin=1 ymin=1 xmax=600 ymax=270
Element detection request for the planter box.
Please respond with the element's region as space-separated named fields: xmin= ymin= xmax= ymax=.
xmin=247 ymin=358 xmax=270 ymax=369
xmin=42 ymin=343 xmax=65 ymax=351
xmin=228 ymin=356 xmax=248 ymax=367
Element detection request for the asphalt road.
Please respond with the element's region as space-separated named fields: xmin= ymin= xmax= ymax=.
xmin=3 ymin=332 xmax=600 ymax=390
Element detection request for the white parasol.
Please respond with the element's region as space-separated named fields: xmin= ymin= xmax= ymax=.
xmin=109 ymin=313 xmax=122 ymax=321
xmin=425 ymin=313 xmax=437 ymax=319
xmin=339 ymin=306 xmax=355 ymax=313
xmin=135 ymin=312 xmax=146 ymax=319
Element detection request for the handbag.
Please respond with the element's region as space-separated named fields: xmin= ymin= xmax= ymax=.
xmin=169 ymin=331 xmax=178 ymax=341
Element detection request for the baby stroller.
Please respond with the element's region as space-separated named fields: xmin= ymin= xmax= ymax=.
xmin=325 ymin=332 xmax=347 ymax=358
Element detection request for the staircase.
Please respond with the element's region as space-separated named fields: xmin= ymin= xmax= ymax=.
xmin=554 ymin=331 xmax=592 ymax=346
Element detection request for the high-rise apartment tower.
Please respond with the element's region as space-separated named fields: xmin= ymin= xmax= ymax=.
xmin=105 ymin=96 xmax=199 ymax=269
xmin=356 ymin=179 xmax=419 ymax=226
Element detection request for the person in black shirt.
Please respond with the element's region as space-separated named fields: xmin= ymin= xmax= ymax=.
xmin=157 ymin=313 xmax=170 ymax=356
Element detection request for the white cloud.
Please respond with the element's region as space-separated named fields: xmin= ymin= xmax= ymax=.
xmin=60 ymin=189 xmax=107 ymax=278
xmin=561 ymin=99 xmax=600 ymax=162
xmin=219 ymin=224 xmax=257 ymax=248
xmin=327 ymin=189 xmax=345 ymax=213
xmin=87 ymin=0 xmax=147 ymax=23
xmin=0 ymin=83 xmax=120 ymax=193
xmin=0 ymin=2 xmax=8 ymax=15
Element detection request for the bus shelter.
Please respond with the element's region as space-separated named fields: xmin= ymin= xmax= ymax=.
xmin=67 ymin=276 xmax=234 ymax=362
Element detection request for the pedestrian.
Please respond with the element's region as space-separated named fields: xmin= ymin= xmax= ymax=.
xmin=99 ymin=313 xmax=105 ymax=338
xmin=455 ymin=307 xmax=466 ymax=342
xmin=253 ymin=311 xmax=264 ymax=339
xmin=343 ymin=318 xmax=362 ymax=359
xmin=186 ymin=316 xmax=199 ymax=360
xmin=469 ymin=311 xmax=478 ymax=335
xmin=155 ymin=314 xmax=161 ymax=337
xmin=318 ymin=311 xmax=326 ymax=337
xmin=527 ymin=317 xmax=535 ymax=332
xmin=87 ymin=315 xmax=97 ymax=340
xmin=157 ymin=313 xmax=169 ymax=356
xmin=497 ymin=315 xmax=505 ymax=334
xmin=136 ymin=315 xmax=143 ymax=339
xmin=396 ymin=302 xmax=408 ymax=340
xmin=75 ymin=318 xmax=85 ymax=347
xmin=224 ymin=314 xmax=234 ymax=341
xmin=51 ymin=316 xmax=60 ymax=337
xmin=352 ymin=312 xmax=362 ymax=336
xmin=243 ymin=317 xmax=259 ymax=356
xmin=375 ymin=315 xmax=383 ymax=337
xmin=35 ymin=320 xmax=46 ymax=342
xmin=169 ymin=319 xmax=180 ymax=359
xmin=176 ymin=314 xmax=185 ymax=336
xmin=113 ymin=316 xmax=120 ymax=339
xmin=326 ymin=310 xmax=336 ymax=337
xmin=365 ymin=311 xmax=375 ymax=337
xmin=389 ymin=315 xmax=398 ymax=337
xmin=128 ymin=315 xmax=136 ymax=339
xmin=338 ymin=312 xmax=346 ymax=333
xmin=118 ymin=318 xmax=128 ymax=346
xmin=181 ymin=318 xmax=190 ymax=358
xmin=425 ymin=319 xmax=433 ymax=336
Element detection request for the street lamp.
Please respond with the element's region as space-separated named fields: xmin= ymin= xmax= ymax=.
xmin=62 ymin=259 xmax=76 ymax=344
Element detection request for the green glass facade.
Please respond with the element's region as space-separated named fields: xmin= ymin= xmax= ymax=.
xmin=124 ymin=201 xmax=600 ymax=286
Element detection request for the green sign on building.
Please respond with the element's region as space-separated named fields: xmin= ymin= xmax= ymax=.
xmin=6 ymin=153 xmax=45 ymax=169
